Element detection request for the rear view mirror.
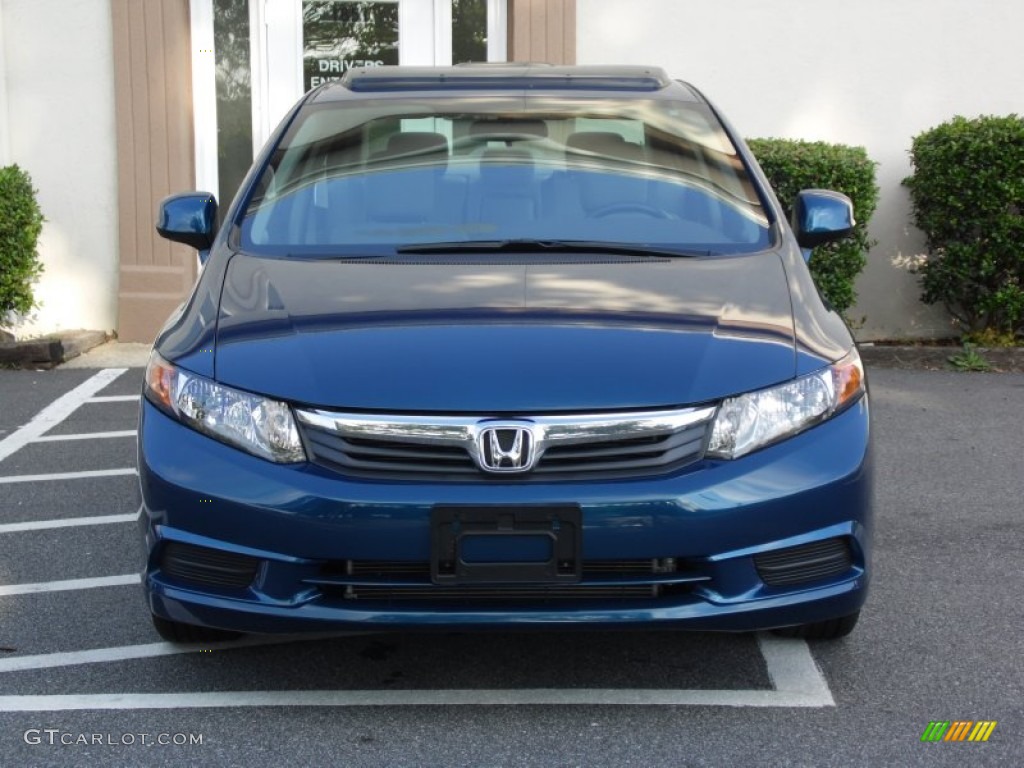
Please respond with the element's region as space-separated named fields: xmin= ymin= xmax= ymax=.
xmin=792 ymin=190 xmax=855 ymax=249
xmin=156 ymin=192 xmax=217 ymax=254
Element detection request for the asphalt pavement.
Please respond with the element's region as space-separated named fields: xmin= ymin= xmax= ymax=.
xmin=0 ymin=365 xmax=1021 ymax=767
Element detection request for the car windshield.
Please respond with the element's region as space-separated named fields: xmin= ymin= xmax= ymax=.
xmin=239 ymin=95 xmax=772 ymax=256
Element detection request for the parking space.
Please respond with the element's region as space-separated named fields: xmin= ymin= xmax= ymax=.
xmin=0 ymin=367 xmax=1021 ymax=765
xmin=0 ymin=371 xmax=99 ymax=442
xmin=0 ymin=475 xmax=139 ymax=525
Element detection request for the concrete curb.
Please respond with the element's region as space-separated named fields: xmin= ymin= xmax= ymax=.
xmin=0 ymin=330 xmax=112 ymax=369
xmin=58 ymin=340 xmax=151 ymax=369
xmin=859 ymin=344 xmax=1024 ymax=372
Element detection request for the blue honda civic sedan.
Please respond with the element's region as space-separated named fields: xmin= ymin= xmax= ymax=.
xmin=139 ymin=64 xmax=871 ymax=643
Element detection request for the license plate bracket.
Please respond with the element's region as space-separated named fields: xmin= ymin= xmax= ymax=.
xmin=431 ymin=505 xmax=582 ymax=585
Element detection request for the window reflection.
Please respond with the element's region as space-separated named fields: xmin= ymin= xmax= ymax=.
xmin=213 ymin=0 xmax=254 ymax=209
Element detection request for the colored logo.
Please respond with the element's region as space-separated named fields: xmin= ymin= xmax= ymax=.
xmin=921 ymin=721 xmax=997 ymax=742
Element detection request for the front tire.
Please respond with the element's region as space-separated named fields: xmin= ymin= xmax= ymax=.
xmin=772 ymin=610 xmax=860 ymax=640
xmin=151 ymin=614 xmax=243 ymax=643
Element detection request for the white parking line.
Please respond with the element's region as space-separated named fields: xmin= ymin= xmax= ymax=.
xmin=0 ymin=513 xmax=138 ymax=534
xmin=0 ymin=369 xmax=126 ymax=463
xmin=0 ymin=634 xmax=833 ymax=711
xmin=758 ymin=634 xmax=834 ymax=706
xmin=33 ymin=430 xmax=136 ymax=442
xmin=0 ymin=686 xmax=830 ymax=712
xmin=0 ymin=574 xmax=139 ymax=597
xmin=0 ymin=468 xmax=137 ymax=484
xmin=0 ymin=633 xmax=346 ymax=674
xmin=85 ymin=395 xmax=139 ymax=403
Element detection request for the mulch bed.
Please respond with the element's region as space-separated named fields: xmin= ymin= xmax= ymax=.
xmin=859 ymin=344 xmax=1024 ymax=372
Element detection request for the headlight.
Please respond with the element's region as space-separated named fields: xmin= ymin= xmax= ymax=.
xmin=144 ymin=351 xmax=305 ymax=463
xmin=707 ymin=348 xmax=865 ymax=459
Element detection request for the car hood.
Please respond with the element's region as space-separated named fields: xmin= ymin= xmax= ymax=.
xmin=213 ymin=253 xmax=799 ymax=412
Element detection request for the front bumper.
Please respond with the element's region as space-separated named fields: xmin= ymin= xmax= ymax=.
xmin=137 ymin=397 xmax=872 ymax=634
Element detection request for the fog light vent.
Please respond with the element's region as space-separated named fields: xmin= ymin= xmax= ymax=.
xmin=754 ymin=537 xmax=853 ymax=587
xmin=160 ymin=542 xmax=260 ymax=589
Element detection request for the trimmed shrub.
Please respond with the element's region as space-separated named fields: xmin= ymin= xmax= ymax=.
xmin=0 ymin=164 xmax=45 ymax=326
xmin=748 ymin=138 xmax=879 ymax=317
xmin=904 ymin=115 xmax=1024 ymax=335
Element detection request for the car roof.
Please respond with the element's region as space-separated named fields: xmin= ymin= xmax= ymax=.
xmin=310 ymin=64 xmax=703 ymax=103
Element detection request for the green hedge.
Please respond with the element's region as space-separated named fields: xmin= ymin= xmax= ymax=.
xmin=747 ymin=138 xmax=879 ymax=317
xmin=904 ymin=115 xmax=1024 ymax=335
xmin=0 ymin=164 xmax=45 ymax=324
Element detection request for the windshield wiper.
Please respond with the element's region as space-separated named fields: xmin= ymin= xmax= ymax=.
xmin=395 ymin=239 xmax=716 ymax=258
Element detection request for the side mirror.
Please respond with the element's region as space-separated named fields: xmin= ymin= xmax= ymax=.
xmin=792 ymin=189 xmax=855 ymax=250
xmin=156 ymin=192 xmax=217 ymax=253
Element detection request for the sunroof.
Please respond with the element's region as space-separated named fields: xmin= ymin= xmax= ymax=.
xmin=342 ymin=66 xmax=671 ymax=93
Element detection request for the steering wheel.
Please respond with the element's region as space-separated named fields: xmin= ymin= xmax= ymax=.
xmin=590 ymin=203 xmax=671 ymax=219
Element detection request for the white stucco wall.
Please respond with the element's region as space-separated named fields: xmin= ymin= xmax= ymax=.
xmin=0 ymin=4 xmax=11 ymax=167
xmin=2 ymin=0 xmax=118 ymax=336
xmin=577 ymin=0 xmax=1024 ymax=339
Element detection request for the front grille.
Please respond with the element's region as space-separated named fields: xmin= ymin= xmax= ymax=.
xmin=303 ymin=430 xmax=479 ymax=476
xmin=307 ymin=558 xmax=709 ymax=602
xmin=754 ymin=538 xmax=854 ymax=587
xmin=534 ymin=427 xmax=706 ymax=475
xmin=159 ymin=542 xmax=260 ymax=589
xmin=296 ymin=406 xmax=714 ymax=481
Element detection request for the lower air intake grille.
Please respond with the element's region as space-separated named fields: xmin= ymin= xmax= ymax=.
xmin=309 ymin=558 xmax=707 ymax=602
xmin=159 ymin=542 xmax=260 ymax=589
xmin=754 ymin=538 xmax=854 ymax=587
xmin=338 ymin=584 xmax=659 ymax=601
xmin=342 ymin=559 xmax=671 ymax=578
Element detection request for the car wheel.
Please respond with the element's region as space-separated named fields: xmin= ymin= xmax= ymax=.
xmin=151 ymin=614 xmax=243 ymax=643
xmin=772 ymin=611 xmax=860 ymax=640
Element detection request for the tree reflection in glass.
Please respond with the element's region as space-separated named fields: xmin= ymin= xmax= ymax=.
xmin=214 ymin=0 xmax=254 ymax=210
xmin=453 ymin=0 xmax=487 ymax=64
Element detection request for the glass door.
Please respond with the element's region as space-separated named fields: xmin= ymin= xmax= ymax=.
xmin=191 ymin=0 xmax=506 ymax=209
xmin=302 ymin=1 xmax=400 ymax=91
